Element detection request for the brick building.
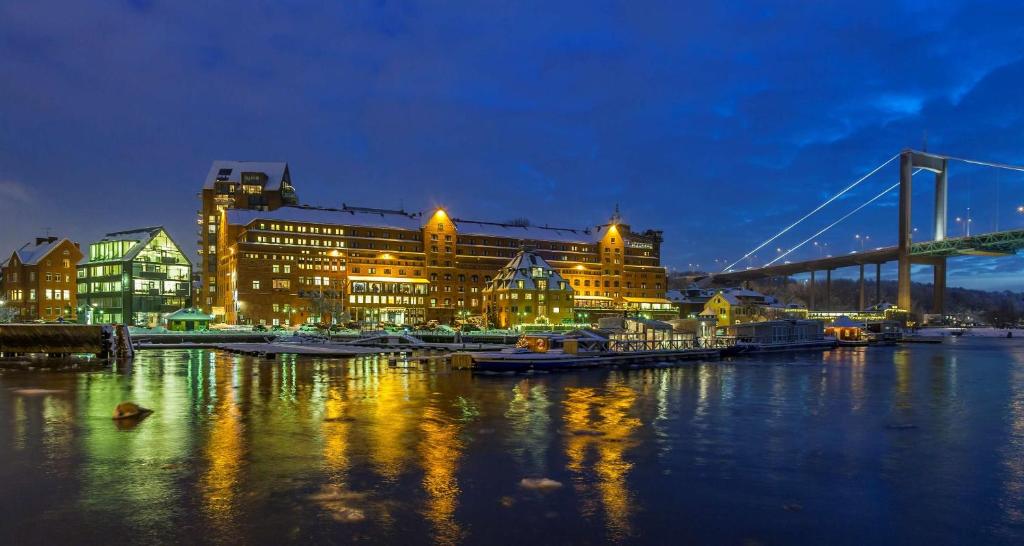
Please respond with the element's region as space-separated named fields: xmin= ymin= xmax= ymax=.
xmin=0 ymin=237 xmax=83 ymax=322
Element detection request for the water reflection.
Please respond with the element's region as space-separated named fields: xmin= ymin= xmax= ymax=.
xmin=419 ymin=398 xmax=463 ymax=545
xmin=3 ymin=343 xmax=1024 ymax=545
xmin=200 ymin=357 xmax=244 ymax=534
xmin=505 ymin=380 xmax=551 ymax=474
xmin=563 ymin=378 xmax=640 ymax=541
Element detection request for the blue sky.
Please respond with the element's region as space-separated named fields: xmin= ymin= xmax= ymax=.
xmin=2 ymin=1 xmax=1023 ymax=289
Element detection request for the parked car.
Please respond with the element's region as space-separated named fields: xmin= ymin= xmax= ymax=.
xmin=252 ymin=324 xmax=268 ymax=332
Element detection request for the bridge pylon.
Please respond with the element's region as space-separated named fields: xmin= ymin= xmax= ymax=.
xmin=898 ymin=149 xmax=948 ymax=313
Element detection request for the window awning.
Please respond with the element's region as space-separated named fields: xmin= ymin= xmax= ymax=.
xmin=348 ymin=275 xmax=429 ymax=284
xmin=623 ymin=297 xmax=674 ymax=304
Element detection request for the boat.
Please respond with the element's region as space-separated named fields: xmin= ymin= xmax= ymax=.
xmin=468 ymin=330 xmax=720 ymax=372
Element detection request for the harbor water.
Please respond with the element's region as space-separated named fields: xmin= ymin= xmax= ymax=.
xmin=2 ymin=338 xmax=1023 ymax=544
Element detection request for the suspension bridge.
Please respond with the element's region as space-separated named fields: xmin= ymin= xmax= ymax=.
xmin=712 ymin=149 xmax=1024 ymax=315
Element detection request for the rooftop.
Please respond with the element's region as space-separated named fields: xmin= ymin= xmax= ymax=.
xmin=14 ymin=238 xmax=67 ymax=266
xmin=227 ymin=205 xmax=425 ymax=231
xmin=203 ymin=161 xmax=290 ymax=191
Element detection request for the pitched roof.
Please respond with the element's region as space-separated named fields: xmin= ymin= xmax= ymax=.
xmin=14 ymin=238 xmax=72 ymax=265
xmin=203 ymin=161 xmax=290 ymax=190
xmin=226 ymin=205 xmax=425 ymax=231
xmin=94 ymin=226 xmax=191 ymax=266
xmin=487 ymin=249 xmax=573 ymax=291
xmin=164 ymin=308 xmax=214 ymax=321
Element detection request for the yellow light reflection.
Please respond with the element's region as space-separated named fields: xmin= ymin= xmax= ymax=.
xmin=201 ymin=362 xmax=244 ymax=532
xmin=322 ymin=386 xmax=350 ymax=477
xmin=419 ymin=401 xmax=463 ymax=545
xmin=563 ymin=380 xmax=640 ymax=540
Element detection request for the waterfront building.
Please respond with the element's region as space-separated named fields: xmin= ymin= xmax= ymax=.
xmin=667 ymin=285 xmax=715 ymax=317
xmin=701 ymin=288 xmax=785 ymax=327
xmin=481 ymin=248 xmax=574 ymax=328
xmin=212 ymin=203 xmax=670 ymax=327
xmin=201 ymin=161 xmax=670 ymax=327
xmin=77 ymin=227 xmax=192 ymax=326
xmin=0 ymin=237 xmax=83 ymax=321
xmin=163 ymin=308 xmax=214 ymax=331
xmin=197 ymin=161 xmax=297 ymax=315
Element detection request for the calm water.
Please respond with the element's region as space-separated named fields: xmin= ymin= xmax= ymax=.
xmin=2 ymin=339 xmax=1024 ymax=545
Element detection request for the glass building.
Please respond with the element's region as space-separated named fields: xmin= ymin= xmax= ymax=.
xmin=76 ymin=227 xmax=192 ymax=326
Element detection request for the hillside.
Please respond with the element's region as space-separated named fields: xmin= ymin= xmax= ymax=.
xmin=670 ymin=273 xmax=1024 ymax=325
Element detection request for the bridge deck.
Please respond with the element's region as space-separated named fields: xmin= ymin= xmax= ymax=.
xmin=715 ymin=229 xmax=1024 ymax=282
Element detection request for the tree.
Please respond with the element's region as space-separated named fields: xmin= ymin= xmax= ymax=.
xmin=0 ymin=305 xmax=18 ymax=324
xmin=304 ymin=289 xmax=346 ymax=325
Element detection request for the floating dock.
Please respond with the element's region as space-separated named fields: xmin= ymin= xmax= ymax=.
xmin=463 ymin=348 xmax=721 ymax=372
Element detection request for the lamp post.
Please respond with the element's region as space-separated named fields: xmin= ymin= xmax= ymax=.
xmin=854 ymin=234 xmax=869 ymax=251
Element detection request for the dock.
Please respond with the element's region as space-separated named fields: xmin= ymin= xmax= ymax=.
xmin=462 ymin=347 xmax=721 ymax=372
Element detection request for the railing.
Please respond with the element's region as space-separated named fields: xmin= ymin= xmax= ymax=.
xmin=608 ymin=338 xmax=699 ymax=352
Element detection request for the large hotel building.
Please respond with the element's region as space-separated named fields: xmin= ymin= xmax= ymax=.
xmin=199 ymin=161 xmax=672 ymax=326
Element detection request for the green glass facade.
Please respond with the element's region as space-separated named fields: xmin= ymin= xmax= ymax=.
xmin=77 ymin=227 xmax=192 ymax=326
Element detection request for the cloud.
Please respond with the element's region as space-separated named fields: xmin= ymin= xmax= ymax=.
xmin=2 ymin=0 xmax=1024 ymax=289
xmin=0 ymin=180 xmax=33 ymax=205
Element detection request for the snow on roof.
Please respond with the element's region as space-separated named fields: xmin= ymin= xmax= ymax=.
xmin=666 ymin=288 xmax=713 ymax=303
xmin=226 ymin=205 xmax=426 ymax=231
xmin=93 ymin=226 xmax=191 ymax=266
xmin=15 ymin=239 xmax=62 ymax=265
xmin=165 ymin=308 xmax=214 ymax=321
xmin=487 ymin=249 xmax=572 ymax=291
xmin=715 ymin=292 xmax=742 ymax=305
xmin=453 ymin=219 xmax=593 ymax=243
xmin=203 ymin=161 xmax=290 ymax=190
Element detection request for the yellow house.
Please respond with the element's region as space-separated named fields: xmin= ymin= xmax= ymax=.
xmin=701 ymin=289 xmax=775 ymax=327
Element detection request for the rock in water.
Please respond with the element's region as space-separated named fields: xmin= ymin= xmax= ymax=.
xmin=519 ymin=478 xmax=563 ymax=490
xmin=112 ymin=402 xmax=153 ymax=420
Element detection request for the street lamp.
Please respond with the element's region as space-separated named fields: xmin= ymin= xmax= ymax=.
xmin=854 ymin=234 xmax=869 ymax=251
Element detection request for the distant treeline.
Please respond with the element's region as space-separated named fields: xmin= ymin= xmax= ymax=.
xmin=669 ymin=273 xmax=1024 ymax=325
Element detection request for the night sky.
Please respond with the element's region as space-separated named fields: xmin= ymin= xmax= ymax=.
xmin=3 ymin=1 xmax=1024 ymax=290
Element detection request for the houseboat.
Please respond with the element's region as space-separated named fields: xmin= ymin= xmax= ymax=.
xmin=726 ymin=319 xmax=835 ymax=353
xmin=825 ymin=316 xmax=869 ymax=346
xmin=467 ymin=318 xmax=720 ymax=372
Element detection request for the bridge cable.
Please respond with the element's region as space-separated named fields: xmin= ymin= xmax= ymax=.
xmin=723 ymin=153 xmax=899 ymax=272
xmin=764 ymin=169 xmax=924 ymax=267
xmin=943 ymin=155 xmax=1024 ymax=173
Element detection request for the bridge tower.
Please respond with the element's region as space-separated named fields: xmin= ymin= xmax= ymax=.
xmin=898 ymin=149 xmax=948 ymax=315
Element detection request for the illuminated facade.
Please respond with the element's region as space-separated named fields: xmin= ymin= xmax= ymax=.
xmin=76 ymin=227 xmax=192 ymax=326
xmin=210 ymin=204 xmax=670 ymax=326
xmin=202 ymin=161 xmax=669 ymax=326
xmin=482 ymin=249 xmax=574 ymax=328
xmin=0 ymin=237 xmax=83 ymax=321
xmin=197 ymin=161 xmax=297 ymax=315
